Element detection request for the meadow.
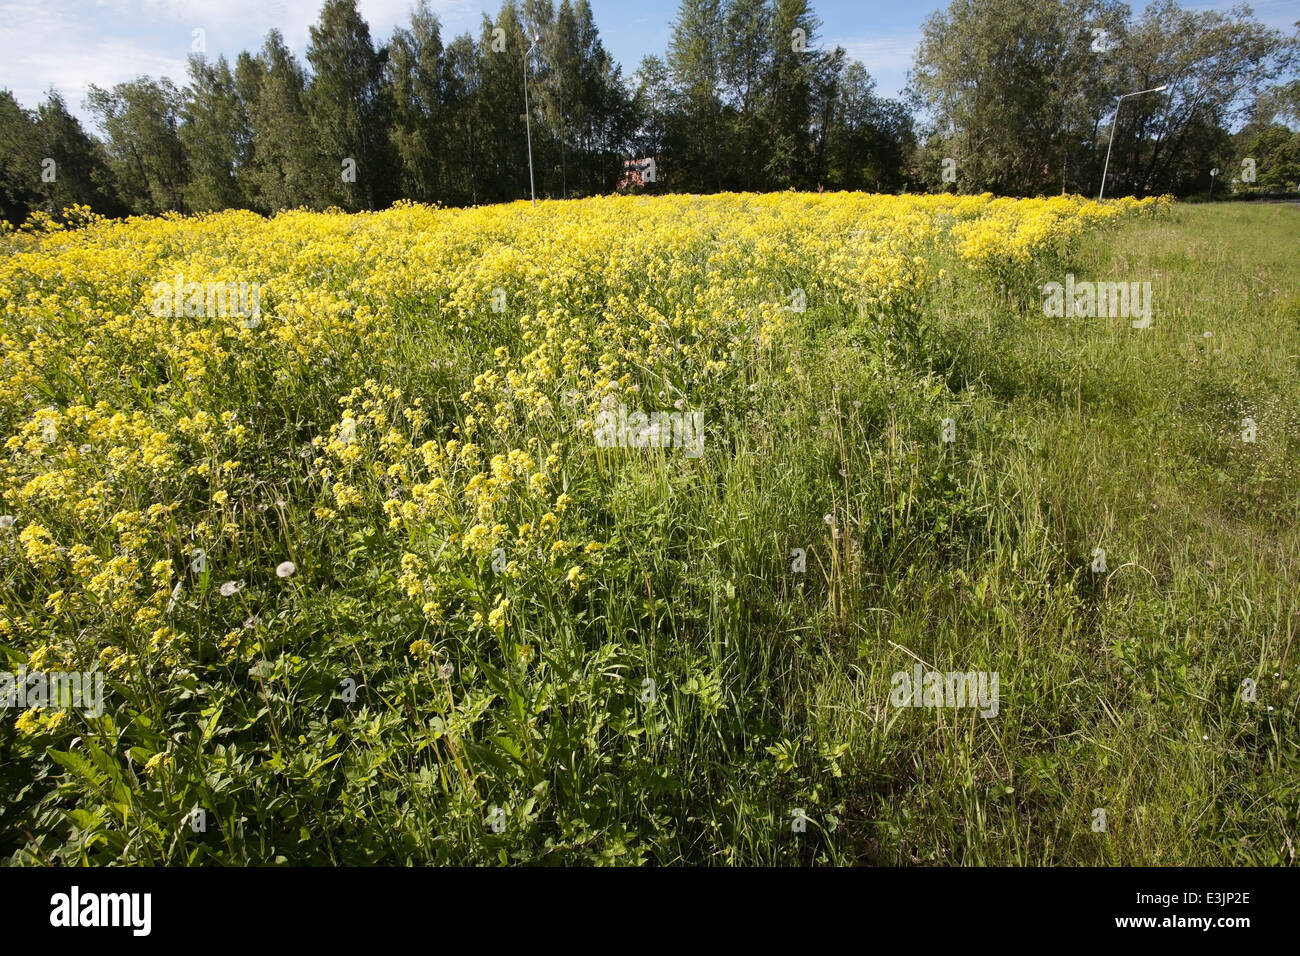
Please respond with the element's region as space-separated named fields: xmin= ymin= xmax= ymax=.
xmin=0 ymin=192 xmax=1296 ymax=865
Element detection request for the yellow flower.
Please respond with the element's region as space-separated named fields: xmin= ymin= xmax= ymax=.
xmin=151 ymin=560 xmax=173 ymax=586
xmin=218 ymin=630 xmax=244 ymax=658
xmin=18 ymin=523 xmax=60 ymax=570
xmin=144 ymin=752 xmax=170 ymax=776
xmin=15 ymin=709 xmax=43 ymax=736
xmin=27 ymin=644 xmax=59 ymax=669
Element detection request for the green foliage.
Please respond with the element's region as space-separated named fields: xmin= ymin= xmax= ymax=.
xmin=242 ymin=31 xmax=329 ymax=213
xmin=0 ymin=91 xmax=43 ymax=226
xmin=307 ymin=0 xmax=394 ymax=211
xmin=181 ymin=56 xmax=249 ymax=213
xmin=86 ymin=77 xmax=188 ymax=214
xmin=912 ymin=0 xmax=1294 ymax=197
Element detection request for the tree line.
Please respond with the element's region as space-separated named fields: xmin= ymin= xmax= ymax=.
xmin=0 ymin=0 xmax=1296 ymax=226
xmin=910 ymin=0 xmax=1297 ymax=197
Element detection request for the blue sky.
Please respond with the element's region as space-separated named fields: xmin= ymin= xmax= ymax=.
xmin=1 ymin=0 xmax=1296 ymax=130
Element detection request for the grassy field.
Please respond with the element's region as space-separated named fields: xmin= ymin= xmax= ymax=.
xmin=0 ymin=195 xmax=1295 ymax=865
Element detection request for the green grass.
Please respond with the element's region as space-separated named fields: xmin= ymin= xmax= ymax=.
xmin=785 ymin=202 xmax=1300 ymax=865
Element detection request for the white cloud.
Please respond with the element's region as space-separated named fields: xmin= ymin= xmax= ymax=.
xmin=0 ymin=0 xmax=475 ymax=125
xmin=12 ymin=40 xmax=188 ymax=117
xmin=1183 ymin=0 xmax=1299 ymax=31
xmin=825 ymin=32 xmax=920 ymax=99
xmin=833 ymin=33 xmax=920 ymax=76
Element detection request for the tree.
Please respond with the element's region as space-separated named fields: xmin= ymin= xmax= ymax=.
xmin=86 ymin=77 xmax=188 ymax=213
xmin=243 ymin=31 xmax=326 ymax=213
xmin=307 ymin=0 xmax=393 ymax=211
xmin=181 ymin=55 xmax=248 ymax=211
xmin=912 ymin=0 xmax=1294 ymax=197
xmin=476 ymin=2 xmax=532 ymax=203
xmin=556 ymin=0 xmax=633 ymax=195
xmin=766 ymin=0 xmax=819 ymax=188
xmin=1233 ymin=122 xmax=1299 ymax=191
xmin=630 ymin=54 xmax=673 ymax=178
xmin=806 ymin=42 xmax=844 ymax=189
xmin=824 ymin=61 xmax=914 ymax=192
xmin=36 ymin=92 xmax=123 ymax=218
xmin=911 ymin=0 xmax=1128 ymax=196
xmin=441 ymin=32 xmax=484 ymax=206
xmin=388 ymin=0 xmax=447 ymax=203
xmin=722 ymin=0 xmax=773 ymax=189
xmin=233 ymin=50 xmax=262 ymax=177
xmin=667 ymin=0 xmax=726 ymax=192
xmin=1107 ymin=1 xmax=1293 ymax=196
xmin=0 ymin=91 xmax=44 ymax=224
xmin=1231 ymin=81 xmax=1300 ymax=192
xmin=540 ymin=0 xmax=574 ymax=196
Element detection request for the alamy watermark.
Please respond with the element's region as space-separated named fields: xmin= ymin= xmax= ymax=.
xmin=890 ymin=665 xmax=999 ymax=718
xmin=49 ymin=886 xmax=150 ymax=936
xmin=150 ymin=273 xmax=261 ymax=323
xmin=1042 ymin=275 xmax=1152 ymax=328
xmin=593 ymin=403 xmax=703 ymax=458
xmin=2 ymin=669 xmax=104 ymax=717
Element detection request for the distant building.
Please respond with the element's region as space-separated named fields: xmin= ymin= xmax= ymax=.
xmin=617 ymin=157 xmax=658 ymax=191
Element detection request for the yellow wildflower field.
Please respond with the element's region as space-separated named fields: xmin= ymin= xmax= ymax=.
xmin=1 ymin=191 xmax=1200 ymax=865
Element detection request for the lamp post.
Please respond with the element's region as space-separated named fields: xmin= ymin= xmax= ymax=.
xmin=1098 ymin=84 xmax=1168 ymax=200
xmin=524 ymin=34 xmax=539 ymax=207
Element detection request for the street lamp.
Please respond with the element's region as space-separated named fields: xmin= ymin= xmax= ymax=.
xmin=524 ymin=34 xmax=539 ymax=207
xmin=1098 ymin=84 xmax=1168 ymax=200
